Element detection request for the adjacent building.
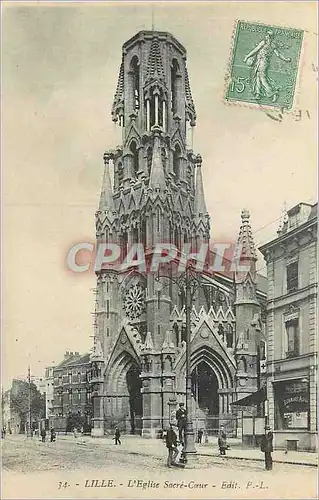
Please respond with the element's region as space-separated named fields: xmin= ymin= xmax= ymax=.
xmin=259 ymin=202 xmax=318 ymax=451
xmin=1 ymin=389 xmax=19 ymax=434
xmin=44 ymin=366 xmax=55 ymax=420
xmin=52 ymin=352 xmax=92 ymax=432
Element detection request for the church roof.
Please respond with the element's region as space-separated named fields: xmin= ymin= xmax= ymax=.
xmin=123 ymin=31 xmax=186 ymax=55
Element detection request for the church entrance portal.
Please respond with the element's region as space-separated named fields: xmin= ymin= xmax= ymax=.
xmin=191 ymin=362 xmax=219 ymax=434
xmin=126 ymin=365 xmax=142 ymax=435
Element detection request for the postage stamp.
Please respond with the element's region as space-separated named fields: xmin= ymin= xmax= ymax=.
xmin=225 ymin=21 xmax=304 ymax=109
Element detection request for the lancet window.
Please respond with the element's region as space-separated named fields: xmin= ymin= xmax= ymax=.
xmin=130 ymin=141 xmax=139 ymax=177
xmin=171 ymin=59 xmax=180 ymax=115
xmin=129 ymin=56 xmax=140 ymax=112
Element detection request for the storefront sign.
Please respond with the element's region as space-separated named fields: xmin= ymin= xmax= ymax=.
xmin=274 ymin=379 xmax=309 ymax=430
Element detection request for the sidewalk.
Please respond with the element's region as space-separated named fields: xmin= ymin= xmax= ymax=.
xmin=56 ymin=434 xmax=318 ymax=467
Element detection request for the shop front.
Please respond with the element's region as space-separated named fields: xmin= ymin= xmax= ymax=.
xmin=273 ymin=378 xmax=311 ymax=450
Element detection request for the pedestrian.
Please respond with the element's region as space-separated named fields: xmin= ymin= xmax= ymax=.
xmin=1 ymin=427 xmax=6 ymax=439
xmin=80 ymin=425 xmax=84 ymax=436
xmin=113 ymin=428 xmax=121 ymax=445
xmin=165 ymin=424 xmax=178 ymax=467
xmin=40 ymin=428 xmax=46 ymax=443
xmin=197 ymin=429 xmax=203 ymax=444
xmin=260 ymin=425 xmax=273 ymax=471
xmin=176 ymin=402 xmax=186 ymax=445
xmin=50 ymin=428 xmax=56 ymax=442
xmin=218 ymin=425 xmax=227 ymax=456
xmin=73 ymin=427 xmax=77 ymax=438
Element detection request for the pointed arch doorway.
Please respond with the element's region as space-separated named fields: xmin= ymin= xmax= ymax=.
xmin=191 ymin=361 xmax=219 ymax=415
xmin=191 ymin=361 xmax=219 ymax=435
xmin=126 ymin=364 xmax=142 ymax=435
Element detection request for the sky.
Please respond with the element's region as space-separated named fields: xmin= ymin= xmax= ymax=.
xmin=2 ymin=1 xmax=317 ymax=387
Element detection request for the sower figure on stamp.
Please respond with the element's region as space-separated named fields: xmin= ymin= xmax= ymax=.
xmin=243 ymin=30 xmax=291 ymax=103
xmin=165 ymin=424 xmax=179 ymax=468
xmin=261 ymin=425 xmax=273 ymax=470
xmin=175 ymin=403 xmax=186 ymax=445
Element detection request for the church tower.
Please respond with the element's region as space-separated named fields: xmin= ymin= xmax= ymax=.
xmin=92 ymin=31 xmax=210 ymax=437
xmin=90 ymin=31 xmax=265 ymax=438
xmin=234 ymin=209 xmax=262 ymax=402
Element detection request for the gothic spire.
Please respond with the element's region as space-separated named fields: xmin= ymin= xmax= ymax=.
xmin=111 ymin=59 xmax=124 ymax=122
xmin=99 ymin=152 xmax=114 ymax=211
xmin=144 ymin=331 xmax=154 ymax=350
xmin=145 ymin=37 xmax=166 ymax=85
xmin=236 ymin=209 xmax=257 ymax=262
xmin=194 ymin=155 xmax=207 ymax=216
xmin=149 ymin=131 xmax=166 ymax=190
xmin=162 ymin=330 xmax=174 ymax=350
xmin=185 ymin=66 xmax=196 ymax=126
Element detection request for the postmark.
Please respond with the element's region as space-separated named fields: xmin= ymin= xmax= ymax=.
xmin=226 ymin=21 xmax=304 ymax=109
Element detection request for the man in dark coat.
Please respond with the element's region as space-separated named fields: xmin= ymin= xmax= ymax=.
xmin=218 ymin=425 xmax=227 ymax=455
xmin=260 ymin=425 xmax=273 ymax=470
xmin=40 ymin=428 xmax=46 ymax=443
xmin=50 ymin=428 xmax=56 ymax=442
xmin=197 ymin=429 xmax=203 ymax=444
xmin=175 ymin=403 xmax=186 ymax=444
xmin=114 ymin=428 xmax=121 ymax=445
xmin=165 ymin=424 xmax=178 ymax=467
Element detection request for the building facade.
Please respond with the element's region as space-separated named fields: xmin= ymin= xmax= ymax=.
xmin=1 ymin=389 xmax=18 ymax=434
xmin=259 ymin=202 xmax=318 ymax=451
xmin=52 ymin=352 xmax=92 ymax=432
xmin=90 ymin=30 xmax=267 ymax=437
xmin=44 ymin=366 xmax=55 ymax=420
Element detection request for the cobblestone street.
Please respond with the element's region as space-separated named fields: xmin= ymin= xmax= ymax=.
xmin=2 ymin=435 xmax=317 ymax=499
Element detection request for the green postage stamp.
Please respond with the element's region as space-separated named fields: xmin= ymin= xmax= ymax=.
xmin=226 ymin=21 xmax=304 ymax=109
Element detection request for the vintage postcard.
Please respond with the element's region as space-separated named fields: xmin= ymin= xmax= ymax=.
xmin=1 ymin=1 xmax=318 ymax=499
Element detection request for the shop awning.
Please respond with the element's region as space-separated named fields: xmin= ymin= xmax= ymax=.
xmin=231 ymin=387 xmax=267 ymax=407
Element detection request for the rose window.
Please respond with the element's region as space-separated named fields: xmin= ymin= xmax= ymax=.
xmin=123 ymin=283 xmax=146 ymax=319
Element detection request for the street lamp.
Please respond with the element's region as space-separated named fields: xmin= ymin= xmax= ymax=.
xmin=156 ymin=261 xmax=201 ymax=463
xmin=183 ymin=265 xmax=197 ymax=460
xmin=27 ymin=366 xmax=32 ymax=437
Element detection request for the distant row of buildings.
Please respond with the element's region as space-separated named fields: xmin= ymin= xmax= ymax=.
xmin=2 ymin=353 xmax=92 ymax=434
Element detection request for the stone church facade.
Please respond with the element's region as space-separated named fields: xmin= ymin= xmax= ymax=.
xmin=90 ymin=30 xmax=266 ymax=437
